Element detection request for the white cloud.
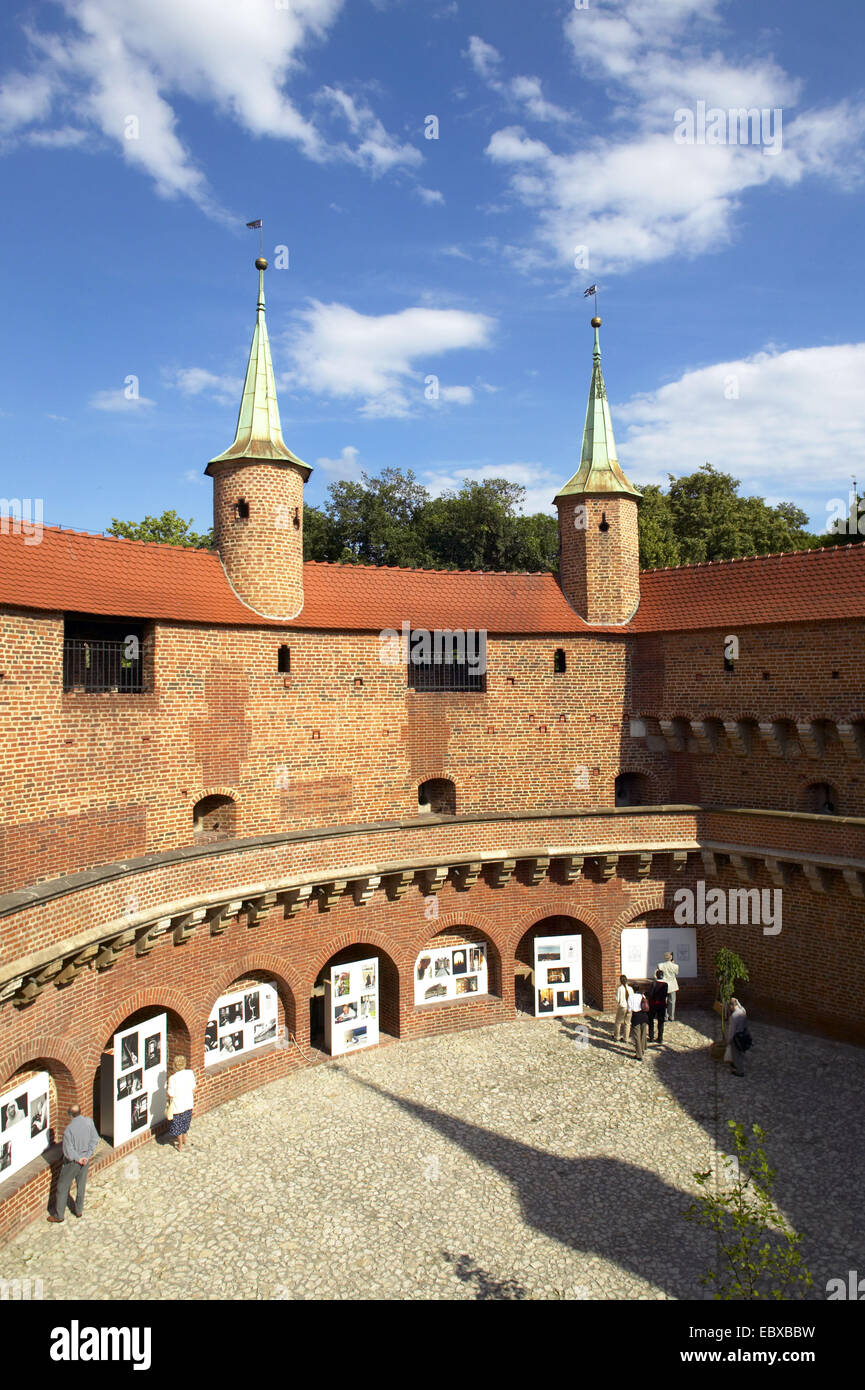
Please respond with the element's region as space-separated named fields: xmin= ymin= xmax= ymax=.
xmin=315 ymin=444 xmax=361 ymax=479
xmin=478 ymin=0 xmax=865 ymax=274
xmin=416 ymin=186 xmax=445 ymax=205
xmin=167 ymin=366 xmax=243 ymax=404
xmin=283 ymin=300 xmax=495 ymax=418
xmin=89 ymin=388 xmax=156 ymax=411
xmin=0 ymin=0 xmax=420 ymax=214
xmin=464 ymin=34 xmax=572 ymax=126
xmin=614 ymin=341 xmax=865 ymax=524
xmin=438 ymin=385 xmax=474 ymax=405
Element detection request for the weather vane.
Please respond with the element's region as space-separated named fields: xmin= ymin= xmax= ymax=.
xmin=246 ymin=218 xmax=263 ymax=256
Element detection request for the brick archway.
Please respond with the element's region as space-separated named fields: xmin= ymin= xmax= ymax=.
xmin=311 ymin=931 xmax=404 ymax=1042
xmin=0 ymin=1035 xmax=86 ymax=1119
xmin=206 ymin=951 xmax=303 ymax=1040
xmin=512 ymin=911 xmax=604 ymax=1011
xmin=410 ymin=911 xmax=507 ymax=1003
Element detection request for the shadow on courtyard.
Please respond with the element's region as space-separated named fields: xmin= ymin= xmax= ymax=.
xmin=347 ymin=1074 xmax=715 ymax=1300
xmin=556 ymin=1009 xmax=865 ymax=1291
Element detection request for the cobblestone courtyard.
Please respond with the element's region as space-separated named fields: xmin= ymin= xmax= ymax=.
xmin=3 ymin=1010 xmax=862 ymax=1300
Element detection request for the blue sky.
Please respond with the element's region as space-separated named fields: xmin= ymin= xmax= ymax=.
xmin=1 ymin=0 xmax=863 ymax=541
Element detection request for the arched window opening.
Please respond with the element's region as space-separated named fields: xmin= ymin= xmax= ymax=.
xmin=234 ymin=498 xmax=250 ymax=521
xmin=418 ymin=778 xmax=456 ymax=816
xmin=553 ymin=648 xmax=566 ymax=673
xmin=599 ymin=512 xmax=610 ymax=532
xmin=192 ymin=794 xmax=237 ymax=838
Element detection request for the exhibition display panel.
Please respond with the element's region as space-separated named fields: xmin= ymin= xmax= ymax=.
xmin=414 ymin=941 xmax=487 ymax=1005
xmin=100 ymin=1014 xmax=167 ymax=1146
xmin=324 ymin=957 xmax=379 ymax=1056
xmin=0 ymin=1071 xmax=50 ymax=1181
xmin=620 ymin=927 xmax=697 ymax=979
xmin=205 ymin=983 xmax=279 ymax=1066
xmin=534 ymin=934 xmax=583 ymax=1016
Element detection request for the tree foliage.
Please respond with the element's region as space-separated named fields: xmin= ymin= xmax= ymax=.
xmin=109 ymin=462 xmax=827 ymax=574
xmin=107 ymin=510 xmax=213 ymax=549
xmin=685 ymin=1120 xmax=813 ymax=1301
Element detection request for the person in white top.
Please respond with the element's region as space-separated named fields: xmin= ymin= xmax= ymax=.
xmin=166 ymin=1055 xmax=196 ymax=1151
xmin=658 ymin=952 xmax=680 ymax=1021
xmin=613 ymin=974 xmax=633 ymax=1042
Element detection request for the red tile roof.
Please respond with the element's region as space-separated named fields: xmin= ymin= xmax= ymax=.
xmin=633 ymin=543 xmax=865 ymax=632
xmin=1 ymin=524 xmax=863 ymax=635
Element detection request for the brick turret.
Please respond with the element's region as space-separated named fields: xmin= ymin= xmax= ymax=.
xmin=555 ymin=316 xmax=641 ymax=625
xmin=205 ymin=258 xmax=311 ymax=619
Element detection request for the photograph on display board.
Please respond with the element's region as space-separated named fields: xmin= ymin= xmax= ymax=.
xmin=116 ymin=1069 xmax=143 ymax=1101
xmin=334 ymin=971 xmax=352 ymax=998
xmin=537 ymin=947 xmax=560 ymax=962
xmin=362 ymin=964 xmax=376 ymax=990
xmin=416 ymin=956 xmax=432 ymax=981
xmin=0 ymin=1141 xmax=10 ymax=1172
xmin=219 ymin=1001 xmax=243 ymax=1029
xmin=456 ymin=975 xmax=478 ymax=994
xmin=254 ymin=1018 xmax=276 ymax=1045
xmin=334 ymin=1001 xmax=358 ymax=1024
xmin=144 ymin=1034 xmax=161 ymax=1070
xmin=219 ymin=1030 xmax=244 ymax=1056
xmin=469 ymin=946 xmax=484 ymax=972
xmin=538 ymin=988 xmax=554 ymax=1013
xmin=1 ymin=1094 xmax=27 ymax=1132
xmin=424 ymin=983 xmax=447 ymax=1001
xmin=345 ymin=1026 xmax=368 ymax=1049
xmin=434 ymin=955 xmax=451 ymax=977
xmin=557 ymin=989 xmax=580 ymax=1008
xmin=452 ymin=949 xmax=467 ymax=975
xmin=360 ymin=993 xmax=376 ymax=1019
xmin=130 ymin=1095 xmax=148 ymax=1132
xmin=244 ymin=991 xmax=260 ymax=1023
xmin=120 ymin=1035 xmax=138 ymax=1071
xmin=205 ymin=1021 xmax=218 ymax=1054
xmin=30 ymin=1094 xmax=48 ymax=1138
xmin=547 ymin=966 xmax=570 ymax=985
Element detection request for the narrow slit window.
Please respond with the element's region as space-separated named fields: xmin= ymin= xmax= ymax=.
xmin=278 ymin=645 xmax=291 ymax=673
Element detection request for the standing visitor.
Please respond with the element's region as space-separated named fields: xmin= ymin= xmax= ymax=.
xmin=166 ymin=1055 xmax=196 ymax=1151
xmin=47 ymin=1106 xmax=100 ymax=1223
xmin=613 ymin=974 xmax=632 ymax=1042
xmin=725 ymin=998 xmax=750 ymax=1077
xmin=658 ymin=952 xmax=680 ymax=1021
xmin=628 ymin=982 xmax=649 ymax=1061
xmin=647 ymin=970 xmax=668 ymax=1046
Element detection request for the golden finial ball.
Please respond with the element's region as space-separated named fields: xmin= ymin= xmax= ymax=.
xmin=255 ymin=257 xmax=268 ymax=271
xmin=591 ymin=316 xmax=602 ymax=327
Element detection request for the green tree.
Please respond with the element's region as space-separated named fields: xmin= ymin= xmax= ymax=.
xmin=107 ymin=509 xmax=213 ymax=548
xmin=657 ymin=463 xmax=817 ymax=564
xmin=634 ymin=483 xmax=681 ymax=569
xmin=685 ymin=1120 xmax=813 ymax=1300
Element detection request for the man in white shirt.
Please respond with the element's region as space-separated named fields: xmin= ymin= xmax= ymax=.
xmin=658 ymin=952 xmax=680 ymax=1021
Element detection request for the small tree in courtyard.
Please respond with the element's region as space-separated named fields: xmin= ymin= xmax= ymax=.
xmin=714 ymin=947 xmax=749 ymax=1037
xmin=685 ymin=1120 xmax=813 ymax=1300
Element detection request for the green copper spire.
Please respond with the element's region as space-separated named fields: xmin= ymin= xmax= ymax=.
xmin=554 ymin=316 xmax=640 ymax=501
xmin=207 ymin=258 xmax=311 ymax=478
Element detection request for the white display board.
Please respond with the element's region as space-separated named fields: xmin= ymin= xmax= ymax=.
xmin=101 ymin=1014 xmax=167 ymax=1146
xmin=534 ymin=935 xmax=583 ymax=1016
xmin=620 ymin=927 xmax=698 ymax=979
xmin=324 ymin=957 xmax=379 ymax=1056
xmin=414 ymin=942 xmax=488 ymax=1005
xmin=0 ymin=1071 xmax=50 ymax=1182
xmin=204 ymin=983 xmax=279 ymax=1067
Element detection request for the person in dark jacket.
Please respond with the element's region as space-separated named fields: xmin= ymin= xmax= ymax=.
xmin=647 ymin=970 xmax=668 ymax=1046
